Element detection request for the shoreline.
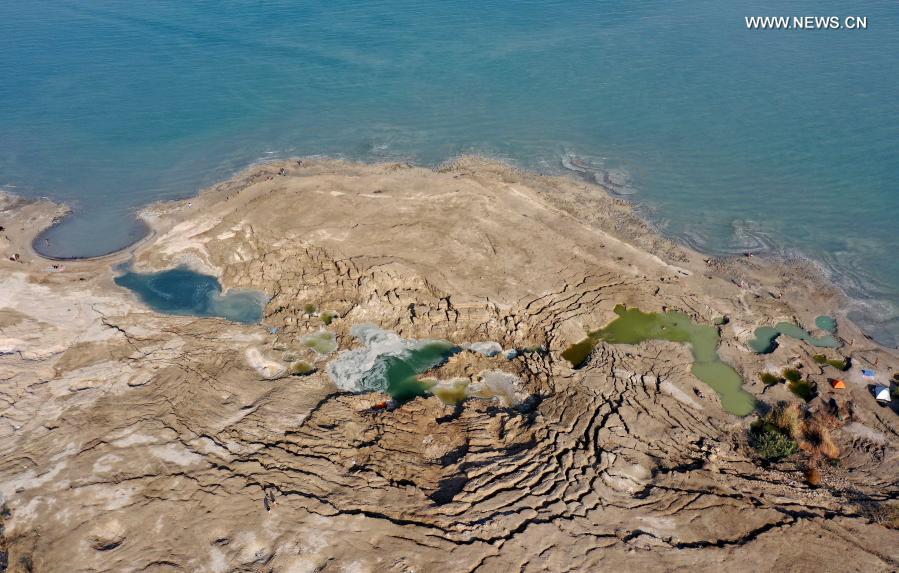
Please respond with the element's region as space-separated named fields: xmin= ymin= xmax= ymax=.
xmin=16 ymin=153 xmax=896 ymax=351
xmin=30 ymin=217 xmax=154 ymax=263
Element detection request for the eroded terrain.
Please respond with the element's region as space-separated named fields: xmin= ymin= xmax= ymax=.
xmin=1 ymin=158 xmax=897 ymax=572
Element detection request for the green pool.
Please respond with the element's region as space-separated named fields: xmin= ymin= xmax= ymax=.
xmin=562 ymin=305 xmax=756 ymax=416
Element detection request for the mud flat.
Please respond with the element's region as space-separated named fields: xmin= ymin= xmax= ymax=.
xmin=0 ymin=158 xmax=897 ymax=572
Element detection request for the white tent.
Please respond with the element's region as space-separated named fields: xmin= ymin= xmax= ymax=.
xmin=873 ymin=385 xmax=891 ymax=402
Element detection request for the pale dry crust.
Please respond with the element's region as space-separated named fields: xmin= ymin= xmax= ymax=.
xmin=0 ymin=158 xmax=897 ymax=572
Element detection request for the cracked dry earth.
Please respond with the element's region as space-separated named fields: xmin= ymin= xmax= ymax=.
xmin=1 ymin=158 xmax=897 ymax=572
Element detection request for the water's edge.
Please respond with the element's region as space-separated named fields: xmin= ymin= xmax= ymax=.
xmin=24 ymin=152 xmax=899 ymax=349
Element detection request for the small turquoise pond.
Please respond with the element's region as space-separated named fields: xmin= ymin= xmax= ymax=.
xmin=114 ymin=266 xmax=268 ymax=324
xmin=748 ymin=321 xmax=841 ymax=354
xmin=815 ymin=315 xmax=837 ymax=333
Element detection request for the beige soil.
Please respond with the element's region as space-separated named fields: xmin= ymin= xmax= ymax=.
xmin=0 ymin=157 xmax=897 ymax=572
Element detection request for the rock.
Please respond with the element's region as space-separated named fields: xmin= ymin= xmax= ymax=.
xmin=88 ymin=521 xmax=126 ymax=551
xmin=245 ymin=347 xmax=287 ymax=379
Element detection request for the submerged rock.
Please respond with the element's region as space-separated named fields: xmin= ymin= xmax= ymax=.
xmin=463 ymin=341 xmax=503 ymax=357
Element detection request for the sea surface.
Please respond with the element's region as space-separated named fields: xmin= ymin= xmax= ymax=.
xmin=1 ymin=1 xmax=897 ymax=345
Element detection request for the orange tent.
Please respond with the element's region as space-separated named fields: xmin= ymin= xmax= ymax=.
xmin=831 ymin=379 xmax=846 ymax=389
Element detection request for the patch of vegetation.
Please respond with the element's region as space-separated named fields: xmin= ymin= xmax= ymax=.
xmin=783 ymin=368 xmax=802 ymax=382
xmin=804 ymin=466 xmax=822 ymax=486
xmin=813 ymin=354 xmax=850 ymax=370
xmin=288 ymin=360 xmax=316 ymax=376
xmin=788 ymin=379 xmax=817 ymax=402
xmin=768 ymin=401 xmax=804 ymax=438
xmin=750 ymin=402 xmax=841 ymax=466
xmin=750 ymin=425 xmax=799 ymax=461
xmin=802 ymin=417 xmax=840 ymax=460
xmin=827 ymin=358 xmax=849 ymax=370
xmin=320 ymin=310 xmax=336 ymax=325
xmin=760 ymin=372 xmax=784 ymax=386
xmin=303 ymin=303 xmax=317 ymax=314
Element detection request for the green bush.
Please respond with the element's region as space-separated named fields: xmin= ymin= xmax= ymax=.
xmin=751 ymin=428 xmax=799 ymax=461
xmin=827 ymin=358 xmax=849 ymax=371
xmin=288 ymin=360 xmax=316 ymax=376
xmin=783 ymin=368 xmax=802 ymax=382
xmin=760 ymin=372 xmax=784 ymax=385
xmin=814 ymin=354 xmax=849 ymax=370
xmin=788 ymin=379 xmax=816 ymax=402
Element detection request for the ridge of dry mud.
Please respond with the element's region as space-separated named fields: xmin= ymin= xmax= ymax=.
xmin=0 ymin=158 xmax=897 ymax=572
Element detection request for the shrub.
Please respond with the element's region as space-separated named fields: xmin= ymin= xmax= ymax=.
xmin=751 ymin=428 xmax=799 ymax=461
xmin=783 ymin=368 xmax=802 ymax=382
xmin=828 ymin=358 xmax=850 ymax=371
xmin=805 ymin=466 xmax=822 ymax=486
xmin=760 ymin=372 xmax=784 ymax=385
xmin=288 ymin=360 xmax=316 ymax=376
xmin=802 ymin=420 xmax=840 ymax=460
xmin=788 ymin=379 xmax=817 ymax=402
xmin=751 ymin=402 xmax=841 ymax=465
xmin=814 ymin=355 xmax=849 ymax=370
xmin=770 ymin=402 xmax=804 ymax=439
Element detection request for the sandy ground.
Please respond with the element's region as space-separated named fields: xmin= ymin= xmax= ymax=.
xmin=0 ymin=158 xmax=897 ymax=572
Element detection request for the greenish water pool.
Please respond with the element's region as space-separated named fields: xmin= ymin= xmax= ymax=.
xmin=562 ymin=305 xmax=755 ymax=416
xmin=379 ymin=341 xmax=460 ymax=402
xmin=327 ymin=325 xmax=460 ymax=403
xmin=302 ymin=331 xmax=338 ymax=354
xmin=748 ymin=322 xmax=841 ymax=354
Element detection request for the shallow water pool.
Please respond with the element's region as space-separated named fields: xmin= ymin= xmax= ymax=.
xmin=327 ymin=325 xmax=460 ymax=402
xmin=562 ymin=305 xmax=756 ymax=416
xmin=748 ymin=322 xmax=841 ymax=354
xmin=114 ymin=266 xmax=267 ymax=324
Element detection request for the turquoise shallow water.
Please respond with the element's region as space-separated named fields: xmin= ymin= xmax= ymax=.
xmin=114 ymin=267 xmax=267 ymax=323
xmin=1 ymin=1 xmax=897 ymax=345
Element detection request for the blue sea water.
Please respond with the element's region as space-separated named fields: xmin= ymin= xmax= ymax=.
xmin=1 ymin=1 xmax=897 ymax=344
